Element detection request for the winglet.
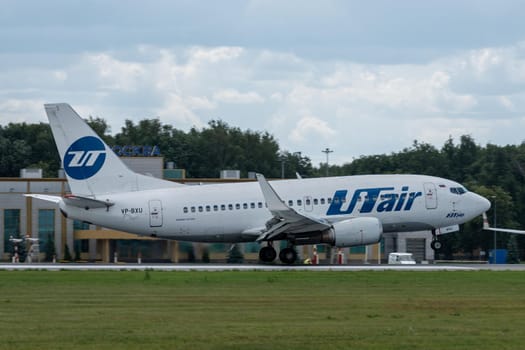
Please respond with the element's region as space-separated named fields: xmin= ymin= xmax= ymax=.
xmin=482 ymin=212 xmax=490 ymax=229
xmin=255 ymin=173 xmax=289 ymax=215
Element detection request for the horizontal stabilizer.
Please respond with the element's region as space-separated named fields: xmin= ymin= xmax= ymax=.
xmin=63 ymin=195 xmax=114 ymax=209
xmin=24 ymin=194 xmax=62 ymax=203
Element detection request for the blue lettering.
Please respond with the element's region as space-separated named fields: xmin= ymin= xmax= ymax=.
xmin=326 ymin=186 xmax=423 ymax=216
xmin=143 ymin=145 xmax=153 ymax=156
xmin=152 ymin=146 xmax=161 ymax=156
xmin=377 ymin=193 xmax=397 ymax=212
xmin=110 ymin=145 xmax=161 ymax=157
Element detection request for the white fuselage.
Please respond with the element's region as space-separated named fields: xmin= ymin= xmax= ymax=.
xmin=60 ymin=174 xmax=490 ymax=243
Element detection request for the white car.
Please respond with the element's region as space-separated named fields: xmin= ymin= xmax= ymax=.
xmin=388 ymin=252 xmax=416 ymax=264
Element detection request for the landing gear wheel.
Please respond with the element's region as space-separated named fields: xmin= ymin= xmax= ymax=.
xmin=279 ymin=247 xmax=298 ymax=265
xmin=259 ymin=246 xmax=277 ymax=263
xmin=431 ymin=240 xmax=442 ymax=251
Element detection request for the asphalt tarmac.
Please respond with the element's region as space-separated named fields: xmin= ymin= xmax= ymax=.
xmin=1 ymin=263 xmax=524 ymax=271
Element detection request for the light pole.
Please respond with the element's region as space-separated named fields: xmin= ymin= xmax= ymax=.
xmin=322 ymin=148 xmax=333 ymax=177
xmin=279 ymin=154 xmax=286 ymax=179
xmin=491 ymin=196 xmax=497 ymax=264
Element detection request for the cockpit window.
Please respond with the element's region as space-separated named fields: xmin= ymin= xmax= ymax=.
xmin=450 ymin=187 xmax=467 ymax=195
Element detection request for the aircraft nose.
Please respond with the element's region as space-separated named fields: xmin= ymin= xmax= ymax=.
xmin=476 ymin=194 xmax=491 ymax=213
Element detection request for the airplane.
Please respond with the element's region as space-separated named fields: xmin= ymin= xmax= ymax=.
xmin=483 ymin=212 xmax=525 ymax=234
xmin=26 ymin=103 xmax=491 ymax=264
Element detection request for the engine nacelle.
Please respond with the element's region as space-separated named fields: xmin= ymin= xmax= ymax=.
xmin=287 ymin=217 xmax=383 ymax=247
xmin=329 ymin=217 xmax=383 ymax=247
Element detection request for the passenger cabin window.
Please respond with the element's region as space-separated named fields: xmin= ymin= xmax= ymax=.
xmin=228 ymin=204 xmax=233 ymax=210
xmin=221 ymin=204 xmax=226 ymax=211
xmin=205 ymin=205 xmax=211 ymax=212
xmin=258 ymin=202 xmax=263 ymax=208
xmin=198 ymin=206 xmax=203 ymax=212
xmin=250 ymin=203 xmax=255 ymax=209
xmin=320 ymin=198 xmax=325 ymax=205
xmin=213 ymin=205 xmax=218 ymax=211
xmin=191 ymin=207 xmax=196 ymax=213
xmin=235 ymin=203 xmax=240 ymax=210
xmin=183 ymin=207 xmax=188 ymax=213
xmin=327 ymin=198 xmax=332 ymax=204
xmin=288 ymin=200 xmax=293 ymax=206
xmin=314 ymin=198 xmax=318 ymax=205
xmin=297 ymin=199 xmax=302 ymax=206
xmin=306 ymin=199 xmax=311 ymax=205
xmin=243 ymin=203 xmax=248 ymax=209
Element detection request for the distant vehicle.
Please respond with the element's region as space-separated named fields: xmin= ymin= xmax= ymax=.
xmin=27 ymin=103 xmax=491 ymax=265
xmin=388 ymin=252 xmax=416 ymax=264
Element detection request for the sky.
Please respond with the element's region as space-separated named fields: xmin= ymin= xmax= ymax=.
xmin=1 ymin=0 xmax=525 ymax=166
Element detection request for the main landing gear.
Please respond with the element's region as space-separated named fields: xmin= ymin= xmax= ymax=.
xmin=430 ymin=229 xmax=442 ymax=251
xmin=259 ymin=243 xmax=298 ymax=265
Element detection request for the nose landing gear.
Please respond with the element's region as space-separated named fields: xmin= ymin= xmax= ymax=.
xmin=430 ymin=229 xmax=442 ymax=251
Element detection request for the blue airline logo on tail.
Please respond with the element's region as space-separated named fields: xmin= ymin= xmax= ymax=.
xmin=326 ymin=186 xmax=422 ymax=215
xmin=64 ymin=136 xmax=106 ymax=180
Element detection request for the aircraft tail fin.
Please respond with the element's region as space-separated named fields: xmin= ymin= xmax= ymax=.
xmin=44 ymin=103 xmax=182 ymax=197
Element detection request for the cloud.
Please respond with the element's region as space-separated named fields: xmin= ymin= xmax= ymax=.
xmin=213 ymin=89 xmax=264 ymax=104
xmin=2 ymin=39 xmax=525 ymax=165
xmin=289 ymin=116 xmax=336 ymax=143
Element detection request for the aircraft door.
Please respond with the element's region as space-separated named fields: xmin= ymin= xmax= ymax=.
xmin=423 ymin=183 xmax=438 ymax=209
xmin=149 ymin=200 xmax=163 ymax=227
xmin=304 ymin=196 xmax=313 ymax=212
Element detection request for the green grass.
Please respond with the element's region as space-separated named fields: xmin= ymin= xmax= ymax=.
xmin=0 ymin=270 xmax=524 ymax=349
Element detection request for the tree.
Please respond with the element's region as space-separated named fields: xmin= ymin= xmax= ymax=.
xmin=63 ymin=244 xmax=72 ymax=261
xmin=227 ymin=244 xmax=244 ymax=264
xmin=45 ymin=233 xmax=56 ymax=262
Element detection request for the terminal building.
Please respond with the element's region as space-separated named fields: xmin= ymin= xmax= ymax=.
xmin=0 ymin=149 xmax=435 ymax=263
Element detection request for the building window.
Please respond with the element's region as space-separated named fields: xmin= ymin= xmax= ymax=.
xmin=4 ymin=209 xmax=21 ymax=253
xmin=74 ymin=239 xmax=89 ymax=254
xmin=73 ymin=220 xmax=89 ymax=230
xmin=38 ymin=209 xmax=55 ymax=254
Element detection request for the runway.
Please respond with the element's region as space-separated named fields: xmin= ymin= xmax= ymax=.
xmin=1 ymin=263 xmax=524 ymax=271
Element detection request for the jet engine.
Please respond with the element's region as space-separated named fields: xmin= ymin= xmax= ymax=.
xmin=329 ymin=217 xmax=382 ymax=247
xmin=289 ymin=217 xmax=383 ymax=247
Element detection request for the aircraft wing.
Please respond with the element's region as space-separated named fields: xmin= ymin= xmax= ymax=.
xmin=255 ymin=174 xmax=331 ymax=241
xmin=483 ymin=212 xmax=525 ymax=234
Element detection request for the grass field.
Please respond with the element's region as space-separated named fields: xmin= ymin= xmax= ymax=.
xmin=0 ymin=270 xmax=524 ymax=349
